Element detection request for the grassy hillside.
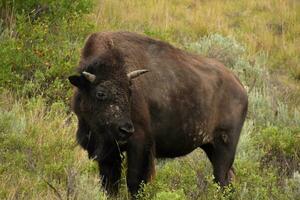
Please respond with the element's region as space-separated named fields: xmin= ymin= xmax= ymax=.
xmin=0 ymin=0 xmax=299 ymax=199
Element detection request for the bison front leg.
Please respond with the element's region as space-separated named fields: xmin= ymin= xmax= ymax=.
xmin=98 ymin=153 xmax=122 ymax=195
xmin=126 ymin=135 xmax=155 ymax=197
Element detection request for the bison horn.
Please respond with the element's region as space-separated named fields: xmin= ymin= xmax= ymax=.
xmin=82 ymin=71 xmax=96 ymax=83
xmin=127 ymin=69 xmax=149 ymax=80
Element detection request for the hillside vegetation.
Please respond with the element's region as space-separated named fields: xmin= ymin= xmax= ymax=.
xmin=0 ymin=0 xmax=299 ymax=199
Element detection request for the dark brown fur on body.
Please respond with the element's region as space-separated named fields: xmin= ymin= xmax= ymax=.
xmin=69 ymin=31 xmax=248 ymax=197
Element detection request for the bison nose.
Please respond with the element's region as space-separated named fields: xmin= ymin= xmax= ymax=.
xmin=118 ymin=122 xmax=135 ymax=138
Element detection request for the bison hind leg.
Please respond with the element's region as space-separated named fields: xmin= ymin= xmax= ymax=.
xmin=200 ymin=128 xmax=240 ymax=187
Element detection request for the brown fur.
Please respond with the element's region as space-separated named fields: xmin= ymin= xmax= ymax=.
xmin=69 ymin=31 xmax=248 ymax=197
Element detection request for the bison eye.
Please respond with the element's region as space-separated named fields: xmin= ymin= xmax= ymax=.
xmin=96 ymin=91 xmax=107 ymax=100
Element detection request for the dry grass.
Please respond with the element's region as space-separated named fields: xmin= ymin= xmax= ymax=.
xmin=91 ymin=0 xmax=300 ymax=105
xmin=92 ymin=0 xmax=300 ymax=54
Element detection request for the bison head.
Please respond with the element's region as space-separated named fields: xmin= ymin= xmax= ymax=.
xmin=68 ymin=49 xmax=148 ymax=150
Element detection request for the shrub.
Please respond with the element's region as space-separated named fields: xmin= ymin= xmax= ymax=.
xmin=0 ymin=0 xmax=95 ymax=104
xmin=255 ymin=126 xmax=300 ymax=177
xmin=0 ymin=92 xmax=107 ymax=199
xmin=188 ymin=34 xmax=246 ymax=68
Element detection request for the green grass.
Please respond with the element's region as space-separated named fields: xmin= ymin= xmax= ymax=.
xmin=0 ymin=0 xmax=300 ymax=199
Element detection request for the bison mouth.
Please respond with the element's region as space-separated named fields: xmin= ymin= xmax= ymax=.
xmin=88 ymin=141 xmax=126 ymax=164
xmin=117 ymin=129 xmax=133 ymax=144
xmin=102 ymin=121 xmax=134 ymax=144
xmin=86 ymin=127 xmax=129 ymax=162
xmin=88 ymin=141 xmax=117 ymax=162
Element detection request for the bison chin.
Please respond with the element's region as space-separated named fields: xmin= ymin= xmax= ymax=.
xmin=86 ymin=126 xmax=130 ymax=162
xmin=87 ymin=137 xmax=116 ymax=162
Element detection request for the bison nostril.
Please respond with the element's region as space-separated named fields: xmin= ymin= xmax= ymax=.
xmin=119 ymin=123 xmax=135 ymax=136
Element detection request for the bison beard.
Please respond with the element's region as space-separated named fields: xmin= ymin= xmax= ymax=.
xmin=68 ymin=31 xmax=248 ymax=198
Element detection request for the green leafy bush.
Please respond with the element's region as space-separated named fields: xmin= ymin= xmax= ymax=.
xmin=154 ymin=189 xmax=186 ymax=200
xmin=0 ymin=0 xmax=94 ymax=104
xmin=0 ymin=0 xmax=92 ymax=19
xmin=255 ymin=126 xmax=300 ymax=176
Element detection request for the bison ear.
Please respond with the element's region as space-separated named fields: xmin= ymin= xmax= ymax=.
xmin=68 ymin=75 xmax=88 ymax=89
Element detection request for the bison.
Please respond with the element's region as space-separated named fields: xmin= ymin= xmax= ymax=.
xmin=68 ymin=31 xmax=248 ymax=197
